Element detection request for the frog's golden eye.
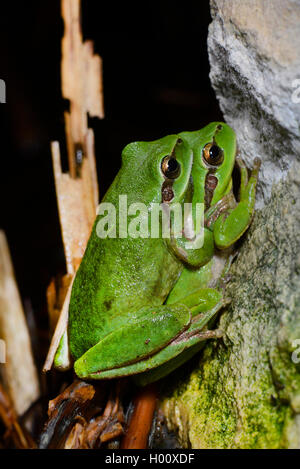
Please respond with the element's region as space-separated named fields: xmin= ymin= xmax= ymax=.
xmin=161 ymin=156 xmax=181 ymax=179
xmin=203 ymin=143 xmax=224 ymax=166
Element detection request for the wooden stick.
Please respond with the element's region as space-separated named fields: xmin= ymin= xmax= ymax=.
xmin=121 ymin=384 xmax=158 ymax=449
xmin=46 ymin=272 xmax=73 ymax=335
xmin=52 ymin=0 xmax=102 ymax=277
xmin=51 ymin=140 xmax=97 ymax=276
xmin=0 ymin=231 xmax=40 ymax=416
xmin=62 ymin=0 xmax=104 ymax=178
xmin=45 ymin=0 xmax=104 ymax=369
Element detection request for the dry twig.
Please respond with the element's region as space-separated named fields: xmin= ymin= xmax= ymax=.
xmin=40 ymin=380 xmax=125 ymax=449
xmin=0 ymin=230 xmax=40 ymax=416
xmin=121 ymin=384 xmax=158 ymax=449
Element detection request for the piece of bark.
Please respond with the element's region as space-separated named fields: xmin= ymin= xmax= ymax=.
xmin=64 ymin=382 xmax=125 ymax=449
xmin=57 ymin=0 xmax=102 ymax=267
xmin=39 ymin=380 xmax=96 ymax=449
xmin=51 ymin=137 xmax=97 ymax=278
xmin=62 ymin=0 xmax=104 ymax=179
xmin=39 ymin=380 xmax=124 ymax=449
xmin=0 ymin=230 xmax=40 ymax=416
xmin=64 ymin=421 xmax=87 ymax=449
xmin=53 ymin=0 xmax=103 ymax=273
xmin=46 ymin=273 xmax=73 ymax=335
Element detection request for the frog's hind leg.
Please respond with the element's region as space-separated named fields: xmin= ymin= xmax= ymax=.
xmin=133 ymin=290 xmax=229 ymax=386
xmin=73 ymin=303 xmax=192 ymax=380
xmin=83 ymin=293 xmax=227 ymax=385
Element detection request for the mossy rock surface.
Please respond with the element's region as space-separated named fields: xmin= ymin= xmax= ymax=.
xmin=160 ymin=163 xmax=300 ymax=448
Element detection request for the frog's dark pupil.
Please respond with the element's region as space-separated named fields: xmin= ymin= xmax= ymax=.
xmin=167 ymin=158 xmax=178 ymax=173
xmin=161 ymin=155 xmax=180 ymax=178
xmin=209 ymin=145 xmax=221 ymax=160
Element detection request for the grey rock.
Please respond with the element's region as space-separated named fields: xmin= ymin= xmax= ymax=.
xmin=208 ymin=0 xmax=300 ymax=207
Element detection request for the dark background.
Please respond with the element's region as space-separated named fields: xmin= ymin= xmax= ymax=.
xmin=0 ymin=1 xmax=222 ymax=363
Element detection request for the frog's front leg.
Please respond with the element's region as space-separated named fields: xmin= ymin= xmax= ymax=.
xmin=210 ymin=157 xmax=261 ymax=249
xmin=168 ymin=226 xmax=215 ymax=268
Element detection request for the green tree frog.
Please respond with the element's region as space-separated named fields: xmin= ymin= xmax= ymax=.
xmin=53 ymin=122 xmax=260 ymax=386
